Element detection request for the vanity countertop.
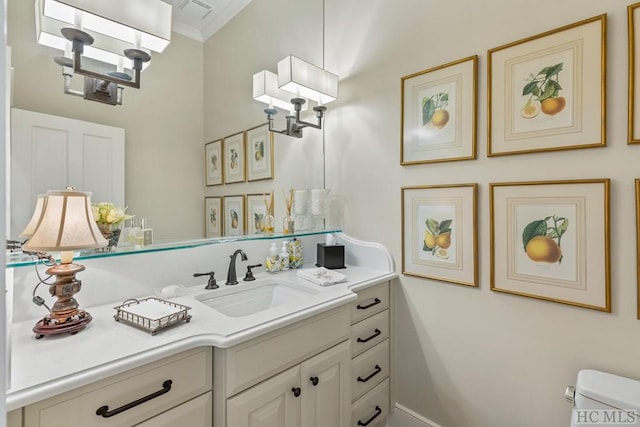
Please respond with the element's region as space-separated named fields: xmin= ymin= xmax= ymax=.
xmin=7 ymin=265 xmax=396 ymax=411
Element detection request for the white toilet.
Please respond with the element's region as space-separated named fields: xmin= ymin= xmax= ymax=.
xmin=566 ymin=369 xmax=640 ymax=426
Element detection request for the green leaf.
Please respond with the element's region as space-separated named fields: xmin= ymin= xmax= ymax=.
xmin=547 ymin=229 xmax=559 ymax=238
xmin=544 ymin=63 xmax=563 ymax=78
xmin=423 ymin=242 xmax=429 ymax=251
xmin=439 ymin=219 xmax=453 ymax=232
xmin=522 ymin=220 xmax=548 ymax=250
xmin=422 ymin=97 xmax=436 ymax=126
xmin=531 ymin=85 xmax=540 ymax=96
xmin=440 ymin=93 xmax=449 ymax=103
xmin=522 ymin=80 xmax=539 ymax=96
xmin=426 ymin=218 xmax=439 ymax=235
xmin=557 ymin=217 xmax=569 ymax=236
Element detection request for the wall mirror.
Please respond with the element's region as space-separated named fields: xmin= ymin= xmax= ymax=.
xmin=5 ymin=0 xmax=328 ymax=265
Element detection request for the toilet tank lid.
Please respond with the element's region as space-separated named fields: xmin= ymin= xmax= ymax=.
xmin=576 ymin=369 xmax=640 ymax=410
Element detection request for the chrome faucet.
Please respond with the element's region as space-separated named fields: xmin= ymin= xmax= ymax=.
xmin=226 ymin=249 xmax=248 ymax=285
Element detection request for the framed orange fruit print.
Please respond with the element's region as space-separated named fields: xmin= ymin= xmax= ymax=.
xmin=487 ymin=14 xmax=606 ymax=156
xmin=490 ymin=179 xmax=610 ymax=312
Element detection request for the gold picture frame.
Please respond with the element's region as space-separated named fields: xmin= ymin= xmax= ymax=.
xmin=629 ymin=3 xmax=640 ymax=143
xmin=636 ymin=179 xmax=640 ymax=318
xmin=487 ymin=14 xmax=606 ymax=156
xmin=204 ymin=196 xmax=222 ymax=238
xmin=401 ymin=55 xmax=477 ymax=164
xmin=401 ymin=183 xmax=478 ymax=287
xmin=204 ymin=139 xmax=223 ymax=186
xmin=246 ymin=123 xmax=274 ymax=181
xmin=223 ymin=195 xmax=245 ymax=236
xmin=223 ymin=131 xmax=246 ymax=184
xmin=490 ymin=179 xmax=610 ymax=312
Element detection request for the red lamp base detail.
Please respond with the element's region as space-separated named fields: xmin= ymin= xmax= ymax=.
xmin=33 ymin=310 xmax=92 ymax=339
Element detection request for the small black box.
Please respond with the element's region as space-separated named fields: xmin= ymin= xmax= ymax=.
xmin=316 ymin=243 xmax=346 ymax=269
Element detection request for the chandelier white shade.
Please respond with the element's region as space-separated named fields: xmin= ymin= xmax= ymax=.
xmin=22 ymin=189 xmax=107 ymax=253
xmin=36 ymin=0 xmax=171 ymax=71
xmin=277 ymin=55 xmax=338 ymax=105
xmin=253 ymin=70 xmax=307 ymax=111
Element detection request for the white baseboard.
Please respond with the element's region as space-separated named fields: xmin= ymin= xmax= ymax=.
xmin=386 ymin=403 xmax=443 ymax=427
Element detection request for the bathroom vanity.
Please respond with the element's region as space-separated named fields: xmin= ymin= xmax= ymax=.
xmin=5 ymin=232 xmax=396 ymax=426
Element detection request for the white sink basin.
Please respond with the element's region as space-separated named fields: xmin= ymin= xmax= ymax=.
xmin=195 ymin=281 xmax=318 ymax=317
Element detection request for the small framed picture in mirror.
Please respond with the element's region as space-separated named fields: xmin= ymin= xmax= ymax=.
xmin=204 ymin=139 xmax=223 ymax=186
xmin=223 ymin=195 xmax=245 ymax=236
xmin=204 ymin=196 xmax=222 ymax=237
xmin=246 ymin=123 xmax=274 ymax=181
xmin=223 ymin=132 xmax=246 ymax=184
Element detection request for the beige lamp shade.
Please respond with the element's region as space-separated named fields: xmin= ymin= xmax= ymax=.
xmin=19 ymin=194 xmax=47 ymax=238
xmin=277 ymin=55 xmax=338 ymax=105
xmin=22 ymin=189 xmax=108 ymax=252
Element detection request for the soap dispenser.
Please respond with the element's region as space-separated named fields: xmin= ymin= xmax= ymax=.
xmin=266 ymin=242 xmax=279 ymax=272
xmin=280 ymin=241 xmax=290 ymax=271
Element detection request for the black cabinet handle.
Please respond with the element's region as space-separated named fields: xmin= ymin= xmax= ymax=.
xmin=357 ymin=406 xmax=382 ymax=426
xmin=357 ymin=298 xmax=381 ymax=310
xmin=357 ymin=365 xmax=382 ymax=383
xmin=292 ymin=387 xmax=301 ymax=397
xmin=357 ymin=328 xmax=381 ymax=343
xmin=310 ymin=376 xmax=319 ymax=386
xmin=96 ymin=380 xmax=172 ymax=418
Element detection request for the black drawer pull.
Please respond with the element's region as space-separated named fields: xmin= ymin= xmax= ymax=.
xmin=96 ymin=379 xmax=172 ymax=418
xmin=357 ymin=298 xmax=381 ymax=310
xmin=292 ymin=387 xmax=301 ymax=397
xmin=357 ymin=328 xmax=381 ymax=343
xmin=357 ymin=405 xmax=382 ymax=426
xmin=310 ymin=376 xmax=319 ymax=386
xmin=357 ymin=365 xmax=382 ymax=383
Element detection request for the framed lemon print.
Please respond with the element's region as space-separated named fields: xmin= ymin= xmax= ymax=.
xmin=401 ymin=55 xmax=477 ymax=165
xmin=246 ymin=123 xmax=274 ymax=182
xmin=223 ymin=195 xmax=245 ymax=236
xmin=488 ymin=14 xmax=606 ymax=156
xmin=629 ymin=3 xmax=640 ymax=143
xmin=223 ymin=131 xmax=246 ymax=184
xmin=401 ymin=183 xmax=478 ymax=287
xmin=490 ymin=179 xmax=610 ymax=312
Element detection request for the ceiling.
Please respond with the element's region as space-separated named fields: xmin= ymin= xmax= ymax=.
xmin=162 ymin=0 xmax=253 ymax=42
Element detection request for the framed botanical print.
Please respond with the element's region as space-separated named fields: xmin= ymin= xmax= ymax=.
xmin=636 ymin=179 xmax=640 ymax=318
xmin=490 ymin=179 xmax=610 ymax=312
xmin=401 ymin=55 xmax=477 ymax=164
xmin=223 ymin=195 xmax=245 ymax=236
xmin=223 ymin=131 xmax=246 ymax=184
xmin=246 ymin=193 xmax=269 ymax=235
xmin=401 ymin=183 xmax=478 ymax=287
xmin=204 ymin=196 xmax=222 ymax=238
xmin=629 ymin=3 xmax=640 ymax=143
xmin=487 ymin=14 xmax=606 ymax=156
xmin=204 ymin=139 xmax=223 ymax=186
xmin=246 ymin=123 xmax=274 ymax=181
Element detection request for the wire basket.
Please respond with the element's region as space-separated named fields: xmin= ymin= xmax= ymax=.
xmin=113 ymin=297 xmax=192 ymax=335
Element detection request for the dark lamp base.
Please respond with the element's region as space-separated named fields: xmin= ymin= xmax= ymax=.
xmin=33 ymin=310 xmax=92 ymax=339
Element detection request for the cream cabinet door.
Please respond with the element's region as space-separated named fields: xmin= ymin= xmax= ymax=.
xmin=135 ymin=392 xmax=212 ymax=427
xmin=226 ymin=366 xmax=301 ymax=427
xmin=300 ymin=341 xmax=350 ymax=427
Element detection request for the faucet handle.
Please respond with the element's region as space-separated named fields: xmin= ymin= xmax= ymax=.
xmin=243 ymin=264 xmax=263 ymax=281
xmin=193 ymin=271 xmax=218 ymax=289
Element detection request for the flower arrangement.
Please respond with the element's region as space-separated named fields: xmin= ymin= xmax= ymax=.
xmin=92 ymin=202 xmax=134 ymax=229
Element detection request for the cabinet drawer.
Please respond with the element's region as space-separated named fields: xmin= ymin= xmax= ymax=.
xmin=351 ymin=378 xmax=390 ymax=427
xmin=351 ymin=310 xmax=389 ymax=357
xmin=135 ymin=391 xmax=212 ymax=427
xmin=222 ymin=305 xmax=350 ymax=397
xmin=351 ymin=339 xmax=389 ymax=402
xmin=351 ymin=283 xmax=389 ymax=325
xmin=25 ymin=348 xmax=211 ymax=427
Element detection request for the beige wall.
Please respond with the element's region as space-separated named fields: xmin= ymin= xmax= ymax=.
xmin=202 ymin=0 xmax=325 ymax=225
xmin=7 ymin=0 xmax=204 ymax=240
xmin=317 ymin=0 xmax=638 ymax=426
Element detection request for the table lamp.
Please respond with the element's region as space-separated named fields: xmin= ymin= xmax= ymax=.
xmin=22 ymin=189 xmax=108 ymax=338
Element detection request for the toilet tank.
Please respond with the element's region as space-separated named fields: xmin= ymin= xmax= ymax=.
xmin=567 ymin=369 xmax=640 ymax=426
